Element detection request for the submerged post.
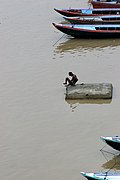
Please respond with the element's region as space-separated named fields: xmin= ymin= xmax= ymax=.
xmin=65 ymin=83 xmax=113 ymax=100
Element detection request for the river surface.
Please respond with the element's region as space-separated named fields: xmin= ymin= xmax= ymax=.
xmin=0 ymin=0 xmax=120 ymax=180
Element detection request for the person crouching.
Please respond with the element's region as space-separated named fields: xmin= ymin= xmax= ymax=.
xmin=63 ymin=72 xmax=78 ymax=86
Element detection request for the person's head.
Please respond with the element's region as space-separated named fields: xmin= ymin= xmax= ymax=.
xmin=69 ymin=72 xmax=73 ymax=76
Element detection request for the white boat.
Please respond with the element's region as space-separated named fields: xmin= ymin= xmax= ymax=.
xmin=81 ymin=172 xmax=120 ymax=180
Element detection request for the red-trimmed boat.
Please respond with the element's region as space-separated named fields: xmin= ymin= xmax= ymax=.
xmin=64 ymin=15 xmax=120 ymax=24
xmin=54 ymin=8 xmax=120 ymax=17
xmin=53 ymin=23 xmax=120 ymax=38
xmin=91 ymin=0 xmax=120 ymax=9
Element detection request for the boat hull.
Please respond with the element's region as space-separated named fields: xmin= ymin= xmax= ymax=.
xmin=64 ymin=17 xmax=120 ymax=24
xmin=54 ymin=8 xmax=120 ymax=17
xmin=91 ymin=1 xmax=120 ymax=8
xmin=53 ymin=23 xmax=120 ymax=39
xmin=105 ymin=140 xmax=120 ymax=151
xmin=54 ymin=8 xmax=83 ymax=17
xmin=81 ymin=172 xmax=120 ymax=180
xmin=101 ymin=136 xmax=120 ymax=151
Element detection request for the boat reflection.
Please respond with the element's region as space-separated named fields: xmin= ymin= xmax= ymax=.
xmin=102 ymin=155 xmax=120 ymax=170
xmin=55 ymin=38 xmax=120 ymax=54
xmin=65 ymin=99 xmax=112 ymax=111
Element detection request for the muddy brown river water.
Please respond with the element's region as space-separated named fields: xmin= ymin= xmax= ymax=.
xmin=0 ymin=0 xmax=120 ymax=180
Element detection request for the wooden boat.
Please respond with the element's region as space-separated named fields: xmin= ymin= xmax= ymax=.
xmin=101 ymin=136 xmax=120 ymax=151
xmin=53 ymin=23 xmax=120 ymax=38
xmin=64 ymin=15 xmax=120 ymax=24
xmin=91 ymin=0 xmax=120 ymax=9
xmin=89 ymin=0 xmax=117 ymax=2
xmin=54 ymin=8 xmax=120 ymax=17
xmin=81 ymin=172 xmax=120 ymax=180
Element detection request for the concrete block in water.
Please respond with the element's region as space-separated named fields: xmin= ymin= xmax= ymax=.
xmin=65 ymin=83 xmax=113 ymax=100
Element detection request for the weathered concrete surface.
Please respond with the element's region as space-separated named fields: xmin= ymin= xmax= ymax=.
xmin=65 ymin=83 xmax=113 ymax=100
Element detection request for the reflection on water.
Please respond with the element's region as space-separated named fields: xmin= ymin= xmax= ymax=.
xmin=102 ymin=155 xmax=120 ymax=170
xmin=54 ymin=38 xmax=120 ymax=54
xmin=66 ymin=99 xmax=112 ymax=111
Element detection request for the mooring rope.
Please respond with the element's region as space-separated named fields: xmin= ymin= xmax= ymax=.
xmin=53 ymin=34 xmax=65 ymax=47
xmin=100 ymin=147 xmax=120 ymax=176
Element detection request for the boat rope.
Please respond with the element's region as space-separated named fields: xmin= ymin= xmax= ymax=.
xmin=100 ymin=145 xmax=120 ymax=157
xmin=53 ymin=34 xmax=65 ymax=46
xmin=105 ymin=154 xmax=117 ymax=174
xmin=100 ymin=145 xmax=107 ymax=152
xmin=100 ymin=147 xmax=120 ymax=175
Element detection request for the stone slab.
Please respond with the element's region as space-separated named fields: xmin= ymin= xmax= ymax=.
xmin=65 ymin=83 xmax=113 ymax=100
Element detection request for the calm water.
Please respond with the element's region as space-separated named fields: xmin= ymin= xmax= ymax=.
xmin=0 ymin=0 xmax=120 ymax=180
